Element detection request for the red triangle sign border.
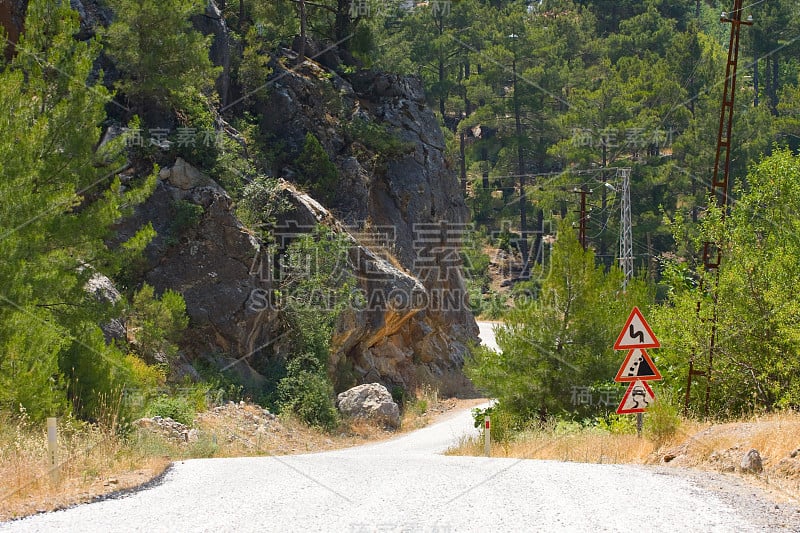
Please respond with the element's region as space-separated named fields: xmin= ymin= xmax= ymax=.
xmin=613 ymin=306 xmax=660 ymax=350
xmin=616 ymin=380 xmax=656 ymax=414
xmin=614 ymin=348 xmax=663 ymax=382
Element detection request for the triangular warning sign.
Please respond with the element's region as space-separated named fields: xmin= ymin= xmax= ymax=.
xmin=616 ymin=380 xmax=656 ymax=414
xmin=614 ymin=348 xmax=662 ymax=382
xmin=613 ymin=306 xmax=660 ymax=350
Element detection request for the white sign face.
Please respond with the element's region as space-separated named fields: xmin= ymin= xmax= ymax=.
xmin=614 ymin=307 xmax=660 ymax=350
xmin=616 ymin=380 xmax=656 ymax=414
xmin=614 ymin=348 xmax=662 ymax=382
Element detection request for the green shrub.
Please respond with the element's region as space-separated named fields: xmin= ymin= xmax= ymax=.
xmin=273 ymin=225 xmax=355 ymax=429
xmin=644 ymin=388 xmax=681 ymax=443
xmin=104 ymin=0 xmax=219 ymax=113
xmin=295 ymin=133 xmax=339 ymax=203
xmin=236 ymin=175 xmax=291 ymax=238
xmin=552 ymin=418 xmax=584 ymax=436
xmin=167 ymin=200 xmax=204 ymax=243
xmin=391 ymin=386 xmax=408 ymax=410
xmin=192 ymin=358 xmax=247 ymax=406
xmin=344 ymin=118 xmax=414 ymax=162
xmin=461 ymin=229 xmax=491 ymax=290
xmin=472 ymin=405 xmax=515 ymax=443
xmin=238 ymin=27 xmax=273 ymax=105
xmin=277 ymin=354 xmax=339 ymax=431
xmin=593 ymin=413 xmax=637 ymax=435
xmin=127 ymin=284 xmax=189 ymax=366
xmin=147 ymin=395 xmax=195 ymax=426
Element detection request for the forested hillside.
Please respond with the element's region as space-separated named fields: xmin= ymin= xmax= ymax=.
xmin=1 ymin=0 xmax=799 ymax=430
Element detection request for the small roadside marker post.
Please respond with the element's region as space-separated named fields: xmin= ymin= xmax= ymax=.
xmin=484 ymin=416 xmax=491 ymax=457
xmin=47 ymin=417 xmax=58 ymax=484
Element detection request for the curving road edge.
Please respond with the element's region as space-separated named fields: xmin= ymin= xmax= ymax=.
xmin=1 ymin=323 xmax=796 ymax=532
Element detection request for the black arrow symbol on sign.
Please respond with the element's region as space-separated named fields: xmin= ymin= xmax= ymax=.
xmin=629 ymin=324 xmax=645 ymax=343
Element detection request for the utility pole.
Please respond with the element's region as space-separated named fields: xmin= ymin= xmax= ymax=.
xmin=599 ymin=168 xmax=608 ymax=259
xmin=684 ymin=2 xmax=752 ymax=417
xmin=510 ymin=39 xmax=530 ymax=278
xmin=572 ymin=185 xmax=589 ymax=250
xmin=619 ymin=168 xmax=633 ymax=286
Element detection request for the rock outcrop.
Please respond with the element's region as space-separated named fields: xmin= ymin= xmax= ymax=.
xmin=190 ymin=0 xmax=231 ymax=105
xmin=117 ymin=52 xmax=478 ymax=394
xmin=258 ymin=58 xmax=479 ymax=387
xmin=336 ymin=383 xmax=401 ymax=429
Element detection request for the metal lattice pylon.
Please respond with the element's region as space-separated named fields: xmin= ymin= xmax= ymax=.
xmin=685 ymin=2 xmax=752 ymax=417
xmin=619 ymin=168 xmax=633 ymax=286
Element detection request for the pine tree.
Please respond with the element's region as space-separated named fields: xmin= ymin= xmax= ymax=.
xmin=467 ymin=222 xmax=651 ymax=422
xmin=104 ymin=0 xmax=219 ymax=113
xmin=0 ymin=0 xmax=156 ymax=419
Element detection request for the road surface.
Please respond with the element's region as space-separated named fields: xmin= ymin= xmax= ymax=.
xmin=2 ymin=322 xmax=797 ymax=532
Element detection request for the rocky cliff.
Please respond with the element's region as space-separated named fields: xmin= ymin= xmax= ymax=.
xmin=12 ymin=0 xmax=479 ymax=394
xmin=117 ymin=50 xmax=478 ymax=393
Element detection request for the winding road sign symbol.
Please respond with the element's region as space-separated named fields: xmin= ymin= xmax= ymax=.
xmin=614 ymin=307 xmax=660 ymax=350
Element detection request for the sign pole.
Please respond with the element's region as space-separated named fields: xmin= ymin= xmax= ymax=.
xmin=636 ymin=412 xmax=643 ymax=438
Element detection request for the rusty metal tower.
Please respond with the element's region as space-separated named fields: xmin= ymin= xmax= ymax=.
xmin=572 ymin=185 xmax=590 ymax=250
xmin=684 ymin=2 xmax=752 ymax=416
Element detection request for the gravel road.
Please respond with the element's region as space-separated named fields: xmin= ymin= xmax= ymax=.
xmin=3 ymin=322 xmax=798 ymax=532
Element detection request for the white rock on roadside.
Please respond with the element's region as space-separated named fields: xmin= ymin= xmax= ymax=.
xmin=336 ymin=383 xmax=401 ymax=429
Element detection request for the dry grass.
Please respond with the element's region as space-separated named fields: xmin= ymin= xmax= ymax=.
xmin=446 ymin=424 xmax=670 ymax=464
xmin=659 ymin=411 xmax=800 ymax=501
xmin=0 ymin=392 xmax=479 ymax=522
xmin=0 ymin=412 xmax=169 ymax=521
xmin=400 ymin=384 xmax=441 ymax=431
xmin=447 ymin=411 xmax=800 ymax=502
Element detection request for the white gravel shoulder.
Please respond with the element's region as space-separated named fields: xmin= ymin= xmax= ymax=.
xmin=3 ymin=401 xmax=799 ymax=533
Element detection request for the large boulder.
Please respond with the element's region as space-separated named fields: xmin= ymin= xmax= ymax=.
xmin=336 ymin=383 xmax=400 ymax=429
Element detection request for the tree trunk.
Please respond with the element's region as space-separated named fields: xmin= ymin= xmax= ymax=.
xmin=2 ymin=0 xmax=28 ymax=60
xmin=464 ymin=60 xmax=471 ymax=115
xmin=600 ymin=169 xmax=607 ymax=258
xmin=439 ymin=57 xmax=446 ymax=119
xmin=753 ymin=49 xmax=759 ymax=107
xmin=481 ymin=147 xmax=489 ymax=189
xmin=770 ymin=55 xmax=779 ymax=115
xmin=459 ymin=130 xmax=467 ymax=196
xmin=335 ymin=0 xmax=352 ymax=48
xmin=512 ymin=55 xmax=529 ymax=278
xmin=533 ymin=208 xmax=543 ymax=265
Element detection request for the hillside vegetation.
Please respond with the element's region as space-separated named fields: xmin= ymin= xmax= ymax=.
xmin=0 ymin=0 xmax=799 ymax=465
